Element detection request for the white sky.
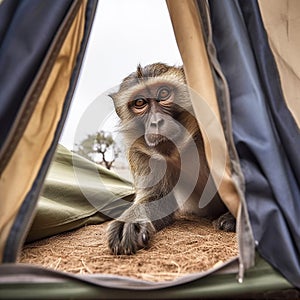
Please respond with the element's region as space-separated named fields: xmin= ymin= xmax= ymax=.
xmin=60 ymin=0 xmax=182 ymax=150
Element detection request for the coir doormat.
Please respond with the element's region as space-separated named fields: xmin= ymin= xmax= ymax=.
xmin=19 ymin=218 xmax=238 ymax=282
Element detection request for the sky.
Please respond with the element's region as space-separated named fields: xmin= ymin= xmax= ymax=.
xmin=60 ymin=0 xmax=182 ymax=150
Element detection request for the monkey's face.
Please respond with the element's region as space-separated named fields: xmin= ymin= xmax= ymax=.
xmin=128 ymin=82 xmax=184 ymax=147
xmin=110 ymin=63 xmax=196 ymax=151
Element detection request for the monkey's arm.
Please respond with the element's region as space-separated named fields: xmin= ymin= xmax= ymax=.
xmin=107 ymin=150 xmax=179 ymax=255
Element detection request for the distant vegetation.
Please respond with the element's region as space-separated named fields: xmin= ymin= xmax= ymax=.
xmin=74 ymin=130 xmax=120 ymax=170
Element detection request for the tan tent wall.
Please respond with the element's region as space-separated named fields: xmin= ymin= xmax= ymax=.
xmin=258 ymin=0 xmax=300 ymax=128
xmin=0 ymin=0 xmax=87 ymax=261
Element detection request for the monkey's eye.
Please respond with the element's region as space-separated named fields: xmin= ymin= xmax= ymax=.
xmin=134 ymin=97 xmax=147 ymax=109
xmin=157 ymin=87 xmax=171 ymax=101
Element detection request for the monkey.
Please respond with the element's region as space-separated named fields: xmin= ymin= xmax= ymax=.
xmin=107 ymin=63 xmax=235 ymax=255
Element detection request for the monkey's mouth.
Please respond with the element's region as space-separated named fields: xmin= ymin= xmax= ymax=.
xmin=145 ymin=134 xmax=168 ymax=147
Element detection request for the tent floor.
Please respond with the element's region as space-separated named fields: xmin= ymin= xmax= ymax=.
xmin=18 ymin=218 xmax=238 ymax=282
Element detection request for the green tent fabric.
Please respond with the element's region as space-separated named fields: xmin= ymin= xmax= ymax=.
xmin=26 ymin=145 xmax=134 ymax=243
xmin=0 ymin=254 xmax=295 ymax=299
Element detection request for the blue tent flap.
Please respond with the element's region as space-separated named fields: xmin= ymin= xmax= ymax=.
xmin=209 ymin=0 xmax=300 ymax=288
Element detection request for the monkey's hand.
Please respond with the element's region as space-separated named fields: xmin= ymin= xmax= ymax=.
xmin=213 ymin=211 xmax=236 ymax=232
xmin=107 ymin=220 xmax=156 ymax=255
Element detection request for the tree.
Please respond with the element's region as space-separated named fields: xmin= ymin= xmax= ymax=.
xmin=75 ymin=130 xmax=120 ymax=170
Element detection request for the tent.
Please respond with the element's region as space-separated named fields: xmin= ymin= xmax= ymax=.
xmin=0 ymin=0 xmax=299 ymax=298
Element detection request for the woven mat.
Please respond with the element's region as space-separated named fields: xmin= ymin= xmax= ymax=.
xmin=19 ymin=218 xmax=238 ymax=282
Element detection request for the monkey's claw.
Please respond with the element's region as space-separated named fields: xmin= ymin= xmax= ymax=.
xmin=107 ymin=220 xmax=155 ymax=255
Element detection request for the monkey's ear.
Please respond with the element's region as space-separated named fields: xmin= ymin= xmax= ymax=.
xmin=108 ymin=92 xmax=117 ymax=101
xmin=179 ymin=66 xmax=187 ymax=83
xmin=108 ymin=92 xmax=122 ymax=118
xmin=179 ymin=66 xmax=185 ymax=74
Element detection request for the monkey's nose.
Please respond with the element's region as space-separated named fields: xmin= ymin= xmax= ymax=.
xmin=150 ymin=118 xmax=164 ymax=129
